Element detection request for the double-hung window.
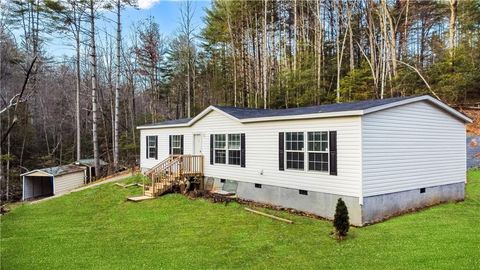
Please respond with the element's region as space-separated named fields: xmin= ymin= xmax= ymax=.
xmin=285 ymin=132 xmax=304 ymax=170
xmin=283 ymin=131 xmax=329 ymax=172
xmin=307 ymin=132 xmax=329 ymax=172
xmin=171 ymin=135 xmax=183 ymax=155
xmin=213 ymin=133 xmax=242 ymax=165
xmin=228 ymin=134 xmax=241 ymax=165
xmin=147 ymin=136 xmax=157 ymax=159
xmin=214 ymin=134 xmax=227 ymax=164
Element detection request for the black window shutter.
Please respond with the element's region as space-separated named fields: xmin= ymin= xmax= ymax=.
xmin=155 ymin=136 xmax=158 ymax=160
xmin=180 ymin=135 xmax=184 ymax=155
xmin=146 ymin=136 xmax=149 ymax=159
xmin=210 ymin=134 xmax=214 ymax=165
xmin=329 ymin=131 xmax=337 ymax=175
xmin=240 ymin=133 xmax=246 ymax=167
xmin=169 ymin=135 xmax=172 ymax=155
xmin=279 ymin=132 xmax=284 ymax=171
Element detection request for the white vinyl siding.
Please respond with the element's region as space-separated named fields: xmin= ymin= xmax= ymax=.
xmin=140 ymin=110 xmax=362 ymax=197
xmin=362 ymin=101 xmax=466 ymax=197
xmin=54 ymin=171 xmax=85 ymax=195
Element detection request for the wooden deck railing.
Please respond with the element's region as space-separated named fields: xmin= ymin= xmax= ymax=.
xmin=143 ymin=155 xmax=204 ymax=196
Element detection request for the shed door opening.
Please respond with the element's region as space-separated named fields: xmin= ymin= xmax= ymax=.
xmin=24 ymin=176 xmax=54 ymax=200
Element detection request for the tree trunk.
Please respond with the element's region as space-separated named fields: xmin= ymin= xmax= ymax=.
xmin=113 ymin=0 xmax=121 ymax=170
xmin=90 ymin=0 xmax=100 ymax=178
xmin=6 ymin=109 xmax=10 ymax=201
xmin=448 ymin=0 xmax=458 ymax=60
xmin=226 ymin=16 xmax=237 ymax=107
xmin=263 ymin=0 xmax=268 ymax=109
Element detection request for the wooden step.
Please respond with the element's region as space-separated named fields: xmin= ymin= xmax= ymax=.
xmin=127 ymin=195 xmax=154 ymax=202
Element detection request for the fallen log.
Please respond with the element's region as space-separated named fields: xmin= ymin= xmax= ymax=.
xmin=244 ymin=207 xmax=293 ymax=224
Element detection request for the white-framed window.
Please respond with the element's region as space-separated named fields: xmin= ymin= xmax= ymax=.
xmin=171 ymin=135 xmax=183 ymax=155
xmin=285 ymin=132 xmax=304 ymax=170
xmin=147 ymin=136 xmax=157 ymax=159
xmin=284 ymin=131 xmax=329 ymax=172
xmin=214 ymin=134 xmax=226 ymax=164
xmin=307 ymin=131 xmax=329 ymax=172
xmin=228 ymin=134 xmax=241 ymax=165
xmin=213 ymin=133 xmax=242 ymax=165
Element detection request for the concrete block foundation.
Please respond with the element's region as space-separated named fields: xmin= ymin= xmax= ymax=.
xmin=205 ymin=177 xmax=465 ymax=226
xmin=361 ymin=182 xmax=465 ymax=225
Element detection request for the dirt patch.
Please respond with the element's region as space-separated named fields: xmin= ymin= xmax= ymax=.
xmin=461 ymin=109 xmax=480 ymax=135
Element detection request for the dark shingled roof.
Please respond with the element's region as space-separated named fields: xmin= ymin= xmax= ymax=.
xmin=138 ymin=96 xmax=422 ymax=127
xmin=213 ymin=96 xmax=417 ymax=119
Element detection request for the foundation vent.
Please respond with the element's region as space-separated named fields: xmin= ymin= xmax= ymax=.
xmin=254 ymin=183 xmax=262 ymax=188
xmin=299 ymin=190 xmax=308 ymax=195
xmin=420 ymin=188 xmax=426 ymax=193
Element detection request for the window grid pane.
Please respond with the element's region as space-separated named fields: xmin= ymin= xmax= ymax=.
xmin=148 ymin=136 xmax=156 ymax=158
xmin=228 ymin=150 xmax=241 ymax=165
xmin=308 ymin=153 xmax=328 ymax=172
xmin=214 ymin=134 xmax=226 ymax=148
xmin=215 ymin=150 xmax=226 ymax=164
xmin=307 ymin=132 xmax=329 ymax=172
xmin=285 ymin=132 xmax=304 ymax=170
xmin=228 ymin=134 xmax=241 ymax=149
xmin=307 ymin=132 xmax=328 ymax=152
xmin=171 ymin=135 xmax=182 ymax=154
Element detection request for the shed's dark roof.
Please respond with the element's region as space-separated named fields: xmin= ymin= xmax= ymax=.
xmin=213 ymin=96 xmax=416 ymax=119
xmin=31 ymin=164 xmax=86 ymax=177
xmin=76 ymin=159 xmax=108 ymax=167
xmin=140 ymin=118 xmax=192 ymax=127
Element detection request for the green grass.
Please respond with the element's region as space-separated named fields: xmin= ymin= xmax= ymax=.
xmin=2 ymin=172 xmax=480 ymax=269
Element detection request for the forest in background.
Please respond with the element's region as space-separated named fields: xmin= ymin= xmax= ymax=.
xmin=1 ymin=0 xmax=480 ymax=202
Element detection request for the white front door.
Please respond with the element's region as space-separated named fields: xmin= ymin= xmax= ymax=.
xmin=193 ymin=134 xmax=203 ymax=155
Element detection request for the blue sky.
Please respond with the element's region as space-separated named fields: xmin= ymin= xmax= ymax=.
xmin=47 ymin=0 xmax=211 ymax=59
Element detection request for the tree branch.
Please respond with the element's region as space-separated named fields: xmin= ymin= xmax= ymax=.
xmin=389 ymin=58 xmax=441 ymax=101
xmin=1 ymin=56 xmax=37 ymax=145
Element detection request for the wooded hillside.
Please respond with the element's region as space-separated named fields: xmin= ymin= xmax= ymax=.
xmin=1 ymin=0 xmax=479 ymax=201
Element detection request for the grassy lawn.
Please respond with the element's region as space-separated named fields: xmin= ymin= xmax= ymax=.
xmin=1 ymin=171 xmax=480 ymax=269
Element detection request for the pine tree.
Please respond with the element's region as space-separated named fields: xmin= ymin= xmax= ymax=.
xmin=333 ymin=198 xmax=349 ymax=239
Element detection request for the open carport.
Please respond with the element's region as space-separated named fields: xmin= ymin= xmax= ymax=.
xmin=21 ymin=165 xmax=86 ymax=201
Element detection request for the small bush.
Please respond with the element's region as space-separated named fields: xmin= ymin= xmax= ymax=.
xmin=333 ymin=198 xmax=349 ymax=239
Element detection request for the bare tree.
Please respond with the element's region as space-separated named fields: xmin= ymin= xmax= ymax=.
xmin=114 ymin=0 xmax=121 ymax=170
xmin=89 ymin=0 xmax=100 ymax=178
xmin=448 ymin=0 xmax=457 ymax=60
xmin=179 ymin=0 xmax=196 ymax=115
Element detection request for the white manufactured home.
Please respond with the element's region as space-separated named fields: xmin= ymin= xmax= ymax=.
xmin=137 ymin=95 xmax=472 ymax=226
xmin=21 ymin=165 xmax=86 ymax=201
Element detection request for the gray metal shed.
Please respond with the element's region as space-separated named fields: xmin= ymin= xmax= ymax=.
xmin=74 ymin=158 xmax=108 ymax=183
xmin=21 ymin=165 xmax=86 ymax=200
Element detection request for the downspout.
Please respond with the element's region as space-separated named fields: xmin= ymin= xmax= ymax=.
xmin=359 ymin=116 xmax=364 ymax=206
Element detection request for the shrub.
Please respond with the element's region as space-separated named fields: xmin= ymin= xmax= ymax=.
xmin=333 ymin=198 xmax=349 ymax=239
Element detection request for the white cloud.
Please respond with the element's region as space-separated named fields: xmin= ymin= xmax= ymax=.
xmin=138 ymin=0 xmax=161 ymax=9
